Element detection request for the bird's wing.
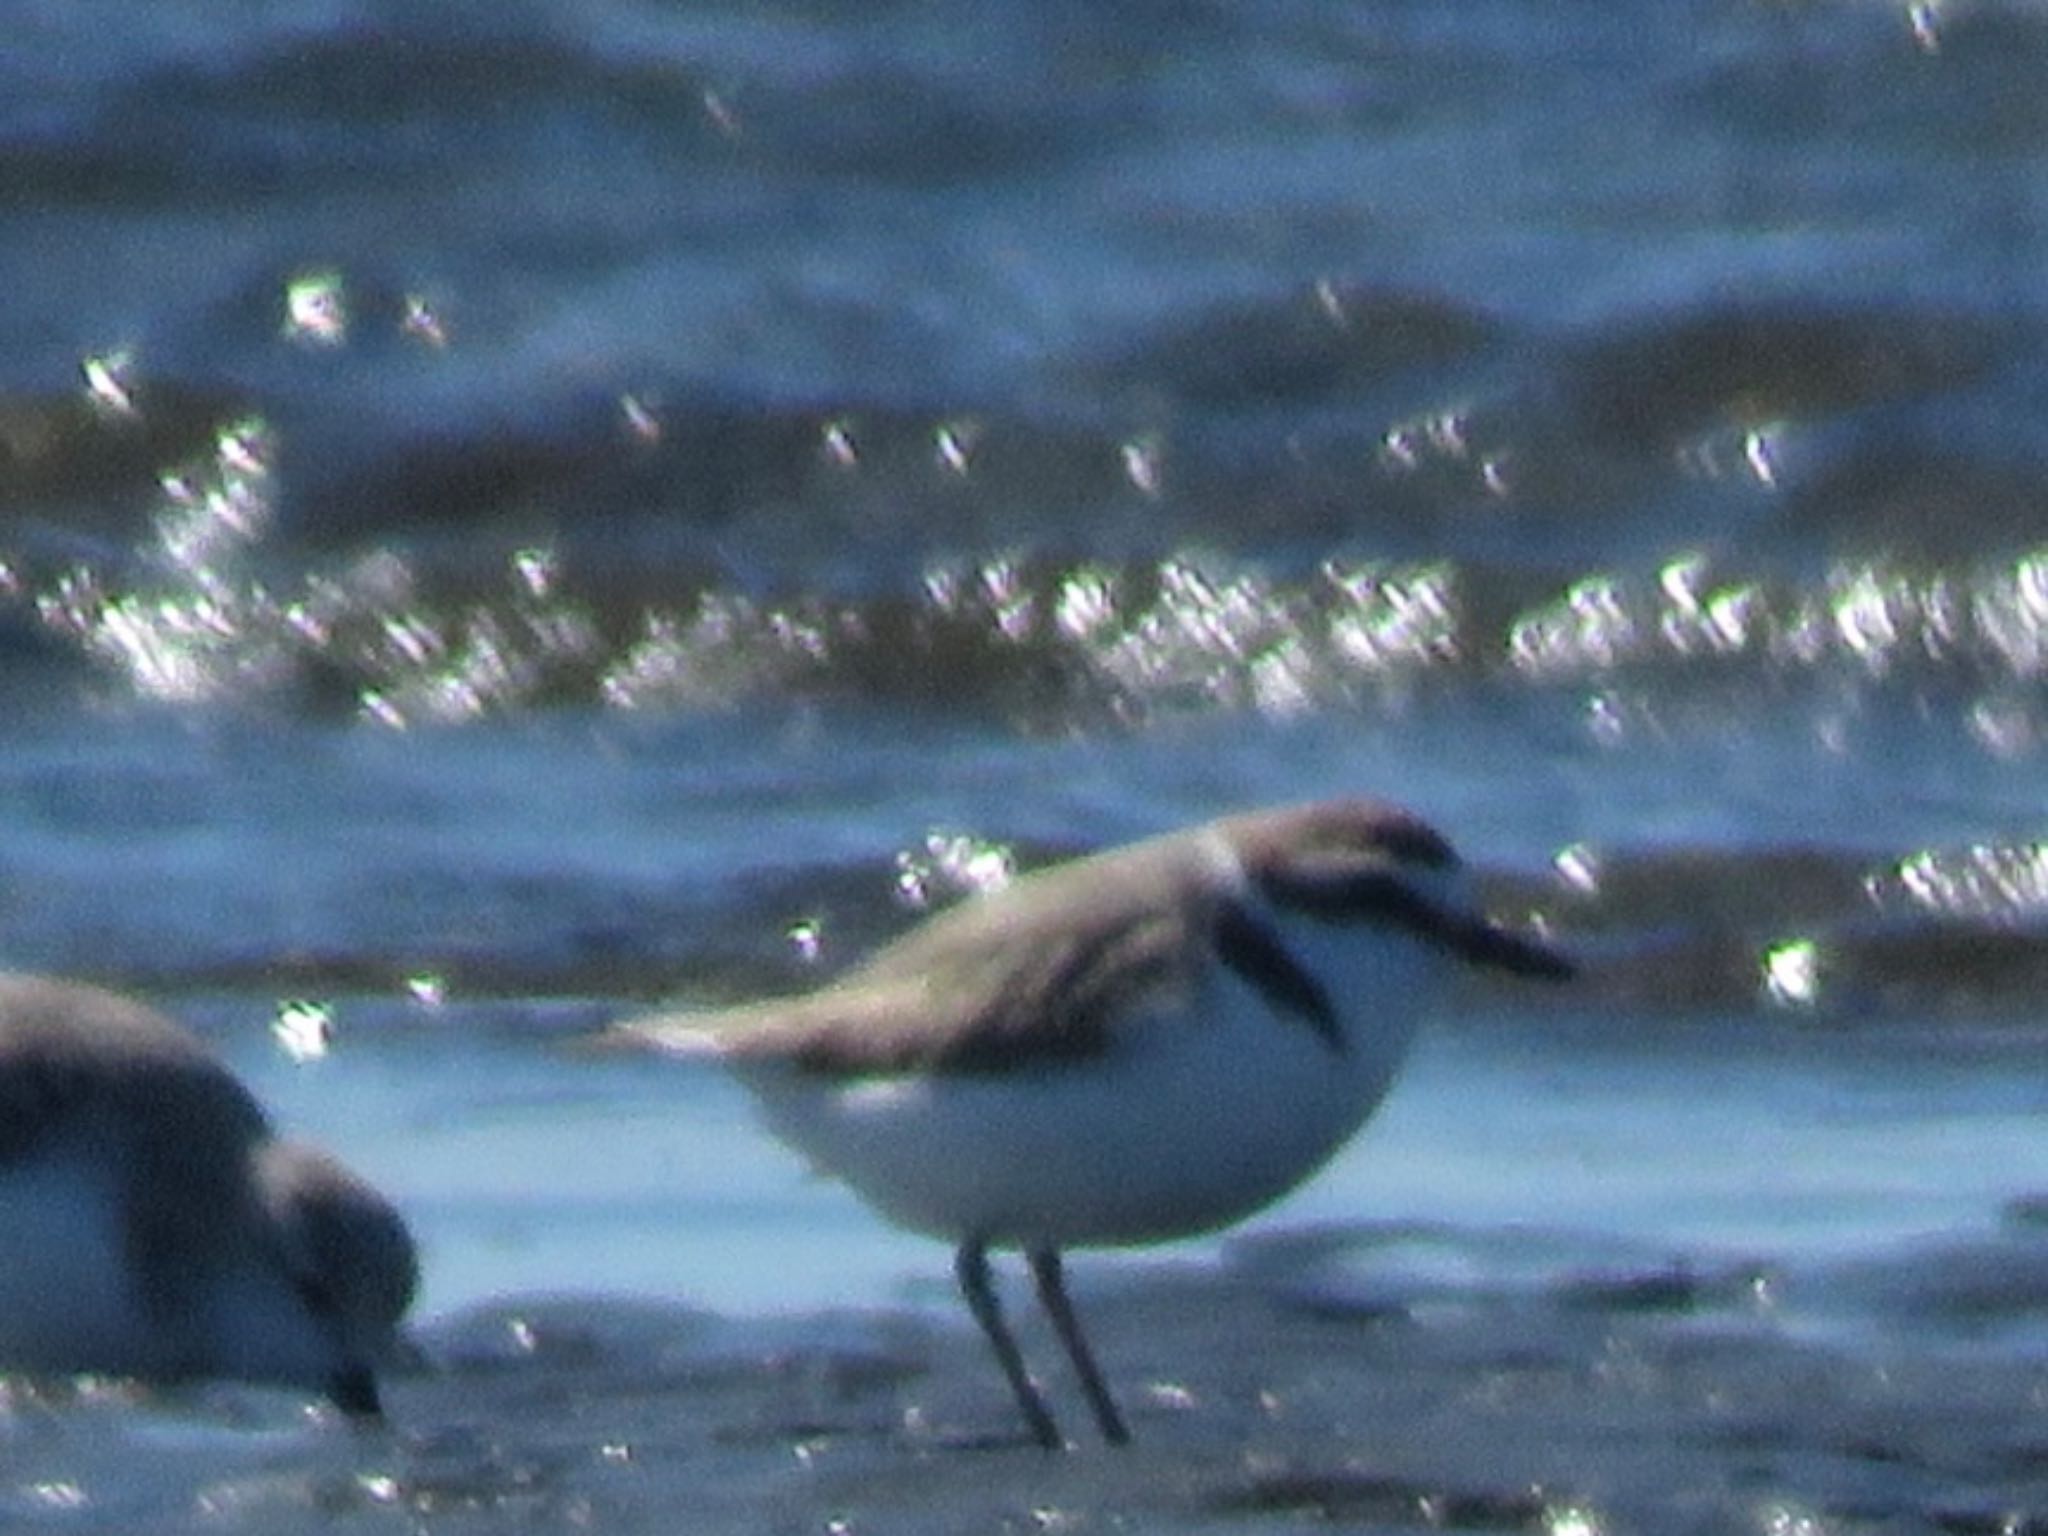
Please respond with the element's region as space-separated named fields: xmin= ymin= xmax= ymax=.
xmin=0 ymin=975 xmax=269 ymax=1166
xmin=625 ymin=845 xmax=1209 ymax=1078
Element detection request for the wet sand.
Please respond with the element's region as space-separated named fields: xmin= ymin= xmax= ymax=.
xmin=13 ymin=1222 xmax=2041 ymax=1535
xmin=388 ymin=1243 xmax=2048 ymax=1534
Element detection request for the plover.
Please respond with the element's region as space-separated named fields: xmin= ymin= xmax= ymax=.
xmin=0 ymin=973 xmax=417 ymax=1415
xmin=620 ymin=798 xmax=1573 ymax=1447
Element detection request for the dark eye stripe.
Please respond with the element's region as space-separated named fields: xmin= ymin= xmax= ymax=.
xmin=1373 ymin=821 xmax=1459 ymax=870
xmin=1260 ymin=869 xmax=1576 ymax=981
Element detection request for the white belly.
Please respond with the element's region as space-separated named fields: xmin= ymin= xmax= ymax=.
xmin=0 ymin=1151 xmax=170 ymax=1378
xmin=0 ymin=1147 xmax=343 ymax=1393
xmin=746 ymin=928 xmax=1435 ymax=1249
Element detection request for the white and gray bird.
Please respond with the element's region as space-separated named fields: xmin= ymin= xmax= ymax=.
xmin=0 ymin=974 xmax=417 ymax=1415
xmin=619 ymin=798 xmax=1574 ymax=1448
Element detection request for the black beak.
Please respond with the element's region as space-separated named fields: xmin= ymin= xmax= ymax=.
xmin=1260 ymin=867 xmax=1580 ymax=983
xmin=328 ymin=1364 xmax=385 ymax=1419
xmin=1456 ymin=917 xmax=1576 ymax=980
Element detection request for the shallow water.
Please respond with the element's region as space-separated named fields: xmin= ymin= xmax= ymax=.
xmin=8 ymin=0 xmax=2048 ymax=1527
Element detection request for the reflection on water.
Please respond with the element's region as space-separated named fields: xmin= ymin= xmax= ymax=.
xmin=23 ymin=519 xmax=2048 ymax=742
xmin=6 ymin=285 xmax=2045 ymax=742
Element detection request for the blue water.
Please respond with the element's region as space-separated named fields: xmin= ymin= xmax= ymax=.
xmin=8 ymin=0 xmax=2048 ymax=1527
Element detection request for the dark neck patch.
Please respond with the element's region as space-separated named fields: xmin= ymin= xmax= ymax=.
xmin=1213 ymin=897 xmax=1346 ymax=1053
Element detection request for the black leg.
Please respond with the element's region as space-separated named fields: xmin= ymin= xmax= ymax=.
xmin=1028 ymin=1247 xmax=1130 ymax=1446
xmin=955 ymin=1239 xmax=1063 ymax=1449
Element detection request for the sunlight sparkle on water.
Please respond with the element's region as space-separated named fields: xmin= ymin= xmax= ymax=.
xmin=401 ymin=293 xmax=448 ymax=348
xmin=1742 ymin=427 xmax=1779 ymax=486
xmin=599 ymin=597 xmax=829 ymax=712
xmin=80 ymin=348 xmax=137 ymax=417
xmin=1973 ymin=550 xmax=2048 ymax=676
xmin=619 ymin=392 xmax=660 ymax=443
xmin=787 ymin=919 xmax=824 ymax=964
xmin=1907 ymin=0 xmax=1943 ymax=51
xmin=282 ymin=269 xmax=348 ymax=345
xmin=979 ymin=557 xmax=1036 ymax=640
xmin=821 ymin=418 xmax=859 ymax=468
xmin=29 ymin=1483 xmax=86 ymax=1513
xmin=154 ymin=415 xmax=275 ymax=575
xmin=1828 ymin=568 xmax=1906 ymax=669
xmin=1888 ymin=843 xmax=2048 ymax=919
xmin=405 ymin=973 xmax=448 ymax=1008
xmin=77 ymin=589 xmax=244 ymax=703
xmin=1657 ymin=555 xmax=1758 ymax=657
xmin=512 ymin=546 xmax=558 ymax=600
xmin=1553 ymin=843 xmax=1601 ymax=894
xmin=895 ymin=831 xmax=1014 ymax=910
xmin=1759 ymin=1502 xmax=1829 ymax=1536
xmin=1100 ymin=558 xmax=1277 ymax=696
xmin=360 ymin=689 xmax=407 ymax=729
xmin=1323 ymin=560 xmax=1460 ymax=672
xmin=1545 ymin=1504 xmax=1605 ymax=1536
xmin=1053 ymin=564 xmax=1120 ymax=641
xmin=933 ymin=420 xmax=977 ymax=476
xmin=1493 ymin=553 xmax=2048 ymax=688
xmin=1762 ymin=938 xmax=1821 ymax=1010
xmin=1120 ymin=435 xmax=1164 ymax=495
xmin=1509 ymin=575 xmax=1638 ymax=678
xmin=1249 ymin=635 xmax=1317 ymax=716
xmin=272 ymin=1000 xmax=334 ymax=1063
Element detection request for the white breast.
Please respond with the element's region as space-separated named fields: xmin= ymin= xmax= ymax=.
xmin=745 ymin=906 xmax=1445 ymax=1250
xmin=0 ymin=1148 xmax=169 ymax=1378
xmin=0 ymin=1144 xmax=345 ymax=1393
xmin=195 ymin=1263 xmax=351 ymax=1393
